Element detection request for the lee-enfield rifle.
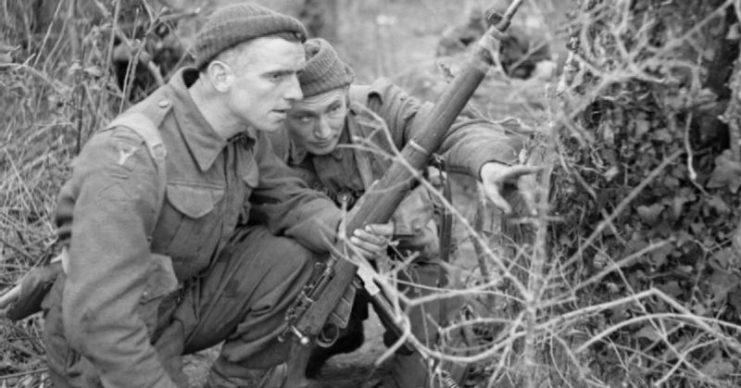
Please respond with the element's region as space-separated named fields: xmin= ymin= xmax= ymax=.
xmin=281 ymin=0 xmax=525 ymax=383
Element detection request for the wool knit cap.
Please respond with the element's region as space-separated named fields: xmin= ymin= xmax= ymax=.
xmin=299 ymin=38 xmax=355 ymax=98
xmin=194 ymin=2 xmax=308 ymax=69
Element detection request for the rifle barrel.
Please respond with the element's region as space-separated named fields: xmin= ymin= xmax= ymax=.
xmin=288 ymin=0 xmax=522 ymax=346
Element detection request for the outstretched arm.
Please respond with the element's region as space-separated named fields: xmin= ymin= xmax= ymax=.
xmin=480 ymin=162 xmax=542 ymax=214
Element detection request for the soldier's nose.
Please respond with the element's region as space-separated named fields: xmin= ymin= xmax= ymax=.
xmin=286 ymin=76 xmax=303 ymax=102
xmin=314 ymin=117 xmax=332 ymax=140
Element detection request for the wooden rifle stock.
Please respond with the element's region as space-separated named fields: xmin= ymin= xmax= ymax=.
xmin=285 ymin=0 xmax=524 ymax=362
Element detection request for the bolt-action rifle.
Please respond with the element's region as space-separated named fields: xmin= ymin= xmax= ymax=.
xmin=281 ymin=0 xmax=525 ymax=385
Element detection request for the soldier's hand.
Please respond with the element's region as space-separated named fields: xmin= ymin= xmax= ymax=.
xmin=480 ymin=161 xmax=542 ymax=214
xmin=350 ymin=222 xmax=395 ymax=261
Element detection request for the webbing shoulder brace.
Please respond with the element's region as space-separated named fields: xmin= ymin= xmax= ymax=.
xmin=346 ymin=85 xmax=379 ymax=190
xmin=55 ymin=112 xmax=167 ymax=275
xmin=106 ymin=112 xmax=168 ymax=237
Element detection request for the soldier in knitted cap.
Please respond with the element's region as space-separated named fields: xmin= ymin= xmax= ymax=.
xmin=39 ymin=4 xmax=393 ymax=387
xmin=272 ymin=38 xmax=536 ymax=388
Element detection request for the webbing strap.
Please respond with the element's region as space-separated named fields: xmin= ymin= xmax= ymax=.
xmin=106 ymin=112 xmax=168 ymax=238
xmin=58 ymin=113 xmax=168 ymax=274
xmin=347 ymin=85 xmax=380 ymax=190
xmin=346 ymin=111 xmax=376 ymax=190
xmin=432 ymin=154 xmax=454 ymax=263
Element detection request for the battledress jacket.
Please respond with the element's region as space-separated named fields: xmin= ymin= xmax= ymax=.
xmin=271 ymin=78 xmax=524 ymax=231
xmin=52 ymin=68 xmax=342 ymax=387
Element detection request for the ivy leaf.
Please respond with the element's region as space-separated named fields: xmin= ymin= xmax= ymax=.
xmin=671 ymin=195 xmax=689 ymax=218
xmin=657 ymin=280 xmax=681 ymax=298
xmin=635 ymin=325 xmax=662 ymax=342
xmin=650 ymin=244 xmax=674 ymax=268
xmin=706 ymin=195 xmax=730 ymax=214
xmin=727 ymin=22 xmax=741 ymax=40
xmin=652 ymin=128 xmax=673 ymax=143
xmin=700 ymin=354 xmax=734 ymax=378
xmin=707 ymin=150 xmax=741 ymax=193
xmin=707 ymin=269 xmax=739 ymax=303
xmin=637 ymin=203 xmax=664 ymax=225
xmin=634 ymin=116 xmax=651 ymax=137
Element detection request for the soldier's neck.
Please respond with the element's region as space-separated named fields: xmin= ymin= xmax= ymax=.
xmin=188 ymin=79 xmax=243 ymax=141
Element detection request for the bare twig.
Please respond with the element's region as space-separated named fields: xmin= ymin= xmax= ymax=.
xmin=563 ymin=150 xmax=683 ymax=269
xmin=472 ymin=185 xmax=493 ymax=287
xmin=0 ymin=368 xmax=48 ymax=381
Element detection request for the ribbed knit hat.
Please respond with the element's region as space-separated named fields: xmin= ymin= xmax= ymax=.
xmin=194 ymin=3 xmax=308 ymax=69
xmin=299 ymin=38 xmax=355 ymax=98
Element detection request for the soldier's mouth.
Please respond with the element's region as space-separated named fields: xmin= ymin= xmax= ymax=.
xmin=311 ymin=140 xmax=335 ymax=149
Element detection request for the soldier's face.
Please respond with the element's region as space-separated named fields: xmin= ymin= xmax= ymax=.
xmin=285 ymin=88 xmax=348 ymax=155
xmin=224 ymin=37 xmax=305 ymax=132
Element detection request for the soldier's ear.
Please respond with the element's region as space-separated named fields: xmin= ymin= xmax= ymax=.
xmin=206 ymin=60 xmax=232 ymax=93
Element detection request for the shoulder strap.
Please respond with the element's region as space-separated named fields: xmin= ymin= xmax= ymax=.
xmin=346 ymin=115 xmax=376 ymax=190
xmin=106 ymin=112 xmax=167 ymax=238
xmin=347 ymin=85 xmax=380 ymax=190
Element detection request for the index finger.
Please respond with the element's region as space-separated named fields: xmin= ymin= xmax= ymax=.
xmin=364 ymin=222 xmax=395 ymax=237
xmin=499 ymin=165 xmax=544 ymax=182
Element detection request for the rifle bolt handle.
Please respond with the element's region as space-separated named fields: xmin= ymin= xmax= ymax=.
xmin=291 ymin=326 xmax=311 ymax=345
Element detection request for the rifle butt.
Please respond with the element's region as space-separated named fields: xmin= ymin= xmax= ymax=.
xmin=0 ymin=284 xmax=21 ymax=313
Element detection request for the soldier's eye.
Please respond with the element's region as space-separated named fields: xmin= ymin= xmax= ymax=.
xmin=328 ymin=103 xmax=342 ymax=114
xmin=294 ymin=114 xmax=313 ymax=123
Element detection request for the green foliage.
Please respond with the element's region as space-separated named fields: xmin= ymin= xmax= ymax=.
xmin=552 ymin=0 xmax=741 ymax=385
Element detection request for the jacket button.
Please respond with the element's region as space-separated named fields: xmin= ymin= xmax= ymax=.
xmin=158 ymin=99 xmax=170 ymax=108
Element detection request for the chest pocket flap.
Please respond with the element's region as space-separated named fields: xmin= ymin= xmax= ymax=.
xmin=167 ymin=183 xmax=224 ymax=219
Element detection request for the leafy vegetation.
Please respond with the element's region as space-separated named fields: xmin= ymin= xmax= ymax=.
xmin=482 ymin=0 xmax=741 ymax=386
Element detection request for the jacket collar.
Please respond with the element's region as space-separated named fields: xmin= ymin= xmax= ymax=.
xmin=169 ymin=68 xmax=256 ymax=172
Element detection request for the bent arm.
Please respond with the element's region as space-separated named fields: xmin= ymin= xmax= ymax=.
xmin=365 ymin=78 xmax=524 ymax=178
xmin=59 ymin=129 xmax=175 ymax=388
xmin=250 ymin=133 xmax=342 ymax=253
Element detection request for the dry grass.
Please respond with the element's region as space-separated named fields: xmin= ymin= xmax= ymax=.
xmin=0 ymin=0 xmax=185 ymax=384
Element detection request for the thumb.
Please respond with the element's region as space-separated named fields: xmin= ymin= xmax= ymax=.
xmin=483 ymin=184 xmax=512 ymax=214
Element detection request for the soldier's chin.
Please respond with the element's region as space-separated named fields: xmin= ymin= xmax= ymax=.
xmin=308 ymin=142 xmax=335 ymax=155
xmin=254 ymin=121 xmax=282 ymax=132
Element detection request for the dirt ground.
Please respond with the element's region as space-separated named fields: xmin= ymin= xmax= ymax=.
xmin=182 ymin=312 xmax=392 ymax=388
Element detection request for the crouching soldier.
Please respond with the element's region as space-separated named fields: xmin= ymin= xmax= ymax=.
xmin=39 ymin=3 xmax=393 ymax=387
xmin=271 ymin=38 xmax=536 ymax=388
